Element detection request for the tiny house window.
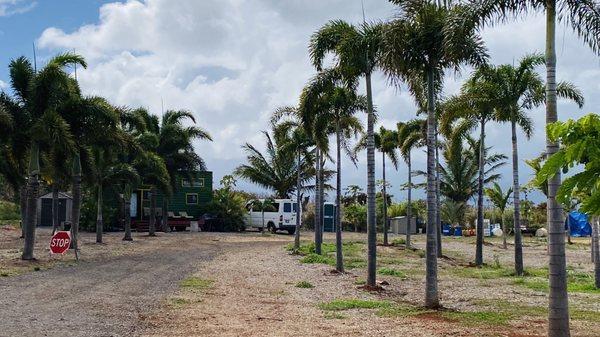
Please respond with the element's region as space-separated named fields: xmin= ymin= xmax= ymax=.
xmin=182 ymin=178 xmax=205 ymax=187
xmin=141 ymin=190 xmax=150 ymax=201
xmin=186 ymin=193 xmax=199 ymax=205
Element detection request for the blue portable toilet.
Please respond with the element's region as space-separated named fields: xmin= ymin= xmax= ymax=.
xmin=454 ymin=227 xmax=463 ymax=236
xmin=565 ymin=211 xmax=592 ymax=237
xmin=323 ymin=202 xmax=337 ymax=232
xmin=442 ymin=224 xmax=453 ymax=236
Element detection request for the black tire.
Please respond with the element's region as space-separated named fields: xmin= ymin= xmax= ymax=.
xmin=287 ymin=228 xmax=296 ymax=235
xmin=268 ymin=222 xmax=277 ymax=233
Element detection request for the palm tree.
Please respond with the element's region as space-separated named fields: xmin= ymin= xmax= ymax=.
xmin=150 ymin=110 xmax=212 ymax=232
xmin=9 ymin=53 xmax=87 ymax=260
xmin=475 ymin=53 xmax=583 ymax=275
xmin=442 ymin=68 xmax=507 ymax=266
xmin=485 ymin=183 xmax=513 ymax=249
xmin=462 ymin=1 xmax=600 ymax=333
xmin=271 ymin=106 xmax=315 ymax=251
xmin=397 ymin=119 xmax=426 ymax=248
xmin=357 ymin=126 xmax=399 ymax=246
xmin=235 ymin=131 xmax=317 ymax=199
xmin=309 ymin=19 xmax=384 ymax=287
xmin=381 ymin=1 xmax=488 ymax=307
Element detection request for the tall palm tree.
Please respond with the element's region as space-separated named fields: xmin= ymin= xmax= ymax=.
xmin=475 ymin=53 xmax=583 ymax=275
xmin=441 ymin=70 xmax=501 ymax=266
xmin=485 ymin=183 xmax=513 ymax=249
xmin=309 ymin=20 xmax=384 ymax=287
xmin=461 ymin=1 xmax=599 ymax=333
xmin=271 ymin=106 xmax=315 ymax=251
xmin=357 ymin=126 xmax=399 ymax=246
xmin=397 ymin=119 xmax=426 ymax=248
xmin=381 ymin=1 xmax=488 ymax=307
xmin=8 ymin=53 xmax=87 ymax=260
xmin=290 ymin=69 xmax=365 ymax=272
xmin=152 ymin=110 xmax=212 ymax=232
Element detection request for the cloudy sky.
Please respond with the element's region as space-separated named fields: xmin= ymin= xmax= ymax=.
xmin=0 ymin=0 xmax=598 ymax=203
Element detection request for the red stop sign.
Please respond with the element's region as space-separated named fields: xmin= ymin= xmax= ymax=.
xmin=50 ymin=231 xmax=71 ymax=254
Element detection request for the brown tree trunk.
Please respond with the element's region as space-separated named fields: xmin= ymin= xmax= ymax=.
xmin=149 ymin=188 xmax=156 ymax=236
xmin=51 ymin=184 xmax=59 ymax=234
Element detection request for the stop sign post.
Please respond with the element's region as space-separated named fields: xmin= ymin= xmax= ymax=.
xmin=50 ymin=231 xmax=71 ymax=255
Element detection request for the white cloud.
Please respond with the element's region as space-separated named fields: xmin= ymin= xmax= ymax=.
xmin=0 ymin=0 xmax=36 ymax=16
xmin=36 ymin=0 xmax=599 ymax=200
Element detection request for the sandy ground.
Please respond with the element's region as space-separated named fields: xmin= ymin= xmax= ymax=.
xmin=141 ymin=232 xmax=599 ymax=337
xmin=1 ymin=226 xmax=598 ymax=337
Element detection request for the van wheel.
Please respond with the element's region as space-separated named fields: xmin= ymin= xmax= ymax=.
xmin=287 ymin=228 xmax=295 ymax=235
xmin=267 ymin=223 xmax=277 ymax=233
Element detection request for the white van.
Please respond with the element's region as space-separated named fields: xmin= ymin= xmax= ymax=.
xmin=244 ymin=199 xmax=299 ymax=234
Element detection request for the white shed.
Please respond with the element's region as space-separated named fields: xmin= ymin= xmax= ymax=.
xmin=36 ymin=192 xmax=73 ymax=227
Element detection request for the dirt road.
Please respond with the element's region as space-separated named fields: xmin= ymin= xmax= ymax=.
xmin=0 ymin=232 xmax=221 ymax=337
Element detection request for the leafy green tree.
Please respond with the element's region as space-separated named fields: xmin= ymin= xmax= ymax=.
xmin=381 ymin=1 xmax=487 ymax=306
xmin=485 ymin=183 xmax=513 ymax=249
xmin=463 ymin=1 xmax=600 ymax=333
xmin=538 ymin=113 xmax=600 ymax=291
xmin=310 ymin=19 xmax=384 ymax=286
xmin=203 ymin=175 xmax=247 ymax=232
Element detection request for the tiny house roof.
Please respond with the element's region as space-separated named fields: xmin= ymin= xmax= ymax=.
xmin=39 ymin=192 xmax=72 ymax=200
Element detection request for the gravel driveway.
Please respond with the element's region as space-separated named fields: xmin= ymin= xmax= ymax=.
xmin=0 ymin=236 xmax=220 ymax=337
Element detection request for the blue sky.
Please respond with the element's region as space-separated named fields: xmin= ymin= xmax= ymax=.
xmin=1 ymin=0 xmax=598 ymax=205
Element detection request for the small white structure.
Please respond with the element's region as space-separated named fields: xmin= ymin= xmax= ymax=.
xmin=389 ymin=216 xmax=417 ymax=235
xmin=244 ymin=198 xmax=299 ymax=234
xmin=536 ymin=228 xmax=548 ymax=237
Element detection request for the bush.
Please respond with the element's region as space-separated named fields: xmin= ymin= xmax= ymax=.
xmin=199 ymin=176 xmax=247 ymax=232
xmin=0 ymin=200 xmax=20 ymax=220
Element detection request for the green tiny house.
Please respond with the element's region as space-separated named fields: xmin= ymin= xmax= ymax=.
xmin=132 ymin=171 xmax=213 ymax=223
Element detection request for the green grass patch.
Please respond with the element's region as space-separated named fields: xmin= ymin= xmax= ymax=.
xmin=318 ymin=299 xmax=392 ymax=311
xmin=292 ymin=242 xmax=366 ymax=269
xmin=168 ymin=297 xmax=193 ymax=308
xmin=377 ymin=267 xmax=407 ymax=279
xmin=180 ymin=277 xmax=214 ymax=290
xmin=295 ymin=281 xmax=314 ymax=288
xmin=300 ymin=253 xmax=335 ymax=265
xmin=354 ymin=279 xmax=366 ymax=285
xmin=512 ymin=269 xmax=600 ymax=294
xmin=473 ymin=299 xmax=600 ymax=324
xmin=376 ymin=303 xmax=430 ymax=318
xmin=391 ymin=238 xmax=406 ymax=246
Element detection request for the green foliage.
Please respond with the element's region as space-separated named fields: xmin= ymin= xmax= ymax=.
xmin=390 ymin=237 xmax=406 ymax=246
xmin=377 ymin=267 xmax=407 ymax=279
xmin=0 ymin=200 xmax=19 ymax=220
xmin=200 ymin=175 xmax=247 ymax=232
xmin=539 ymin=114 xmax=600 ymax=214
xmin=295 ymin=281 xmax=314 ymax=288
xmin=180 ymin=277 xmax=214 ymax=290
xmin=300 ymin=253 xmax=335 ymax=265
xmin=318 ymin=299 xmax=392 ymax=311
xmin=291 ymin=242 xmax=366 ymax=269
xmin=342 ymin=203 xmax=367 ymax=232
xmin=441 ymin=311 xmax=512 ymax=326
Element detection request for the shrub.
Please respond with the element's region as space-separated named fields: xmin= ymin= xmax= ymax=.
xmin=295 ymin=281 xmax=314 ymax=288
xmin=199 ymin=176 xmax=247 ymax=232
xmin=0 ymin=200 xmax=19 ymax=220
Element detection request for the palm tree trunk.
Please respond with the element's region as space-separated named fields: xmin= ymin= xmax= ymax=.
xmin=425 ymin=67 xmax=439 ymax=308
xmin=501 ymin=209 xmax=507 ymax=249
xmin=435 ymin=123 xmax=442 ymax=257
xmin=161 ymin=198 xmax=169 ymax=232
xmin=546 ymin=2 xmax=570 ymax=335
xmin=149 ymin=188 xmax=156 ymax=236
xmin=96 ymin=183 xmax=103 ymax=243
xmin=476 ymin=118 xmax=486 ymax=266
xmin=51 ymin=183 xmax=59 ymax=234
xmin=592 ymin=217 xmax=599 ymax=288
xmin=19 ymin=185 xmax=27 ymax=239
xmin=365 ymin=72 xmax=377 ymax=287
xmin=406 ymin=154 xmax=412 ymax=249
xmin=123 ymin=189 xmax=133 ymax=241
xmin=335 ymin=122 xmax=344 ymax=273
xmin=382 ymin=152 xmax=388 ymax=246
xmin=314 ymin=147 xmax=322 ymax=254
xmin=71 ymin=153 xmax=81 ymax=252
xmin=294 ymin=149 xmax=301 ymax=251
xmin=566 ymin=212 xmax=572 ymax=244
xmin=22 ymin=143 xmax=40 ymax=260
xmin=511 ymin=120 xmax=524 ymax=275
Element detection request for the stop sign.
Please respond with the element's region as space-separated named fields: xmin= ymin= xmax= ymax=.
xmin=50 ymin=231 xmax=71 ymax=254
